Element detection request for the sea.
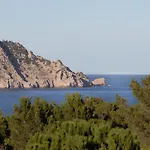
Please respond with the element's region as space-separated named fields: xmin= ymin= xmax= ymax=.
xmin=0 ymin=74 xmax=147 ymax=115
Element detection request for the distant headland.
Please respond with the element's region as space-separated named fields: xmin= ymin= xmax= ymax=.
xmin=0 ymin=40 xmax=105 ymax=89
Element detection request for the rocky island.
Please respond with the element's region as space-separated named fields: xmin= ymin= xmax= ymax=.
xmin=0 ymin=40 xmax=105 ymax=89
xmin=92 ymin=78 xmax=106 ymax=86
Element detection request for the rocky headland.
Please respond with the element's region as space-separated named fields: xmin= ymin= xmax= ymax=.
xmin=0 ymin=40 xmax=105 ymax=89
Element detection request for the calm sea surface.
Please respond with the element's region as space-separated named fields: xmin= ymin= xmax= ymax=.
xmin=0 ymin=74 xmax=147 ymax=115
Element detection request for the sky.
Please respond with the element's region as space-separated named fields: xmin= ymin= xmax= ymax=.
xmin=0 ymin=0 xmax=150 ymax=74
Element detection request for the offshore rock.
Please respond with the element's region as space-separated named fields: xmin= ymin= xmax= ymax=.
xmin=92 ymin=78 xmax=106 ymax=86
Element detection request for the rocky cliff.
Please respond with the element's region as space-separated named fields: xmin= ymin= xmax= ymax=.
xmin=0 ymin=40 xmax=93 ymax=88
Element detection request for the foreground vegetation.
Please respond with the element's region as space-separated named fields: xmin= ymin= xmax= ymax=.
xmin=0 ymin=76 xmax=150 ymax=149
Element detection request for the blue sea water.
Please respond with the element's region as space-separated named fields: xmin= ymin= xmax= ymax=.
xmin=0 ymin=74 xmax=147 ymax=115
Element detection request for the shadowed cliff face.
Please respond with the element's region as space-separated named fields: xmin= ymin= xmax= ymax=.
xmin=0 ymin=40 xmax=93 ymax=88
xmin=0 ymin=41 xmax=27 ymax=82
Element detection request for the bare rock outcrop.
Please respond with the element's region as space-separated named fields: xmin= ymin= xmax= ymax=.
xmin=92 ymin=78 xmax=106 ymax=86
xmin=0 ymin=40 xmax=93 ymax=88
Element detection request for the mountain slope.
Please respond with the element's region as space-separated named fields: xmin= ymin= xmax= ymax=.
xmin=0 ymin=40 xmax=92 ymax=88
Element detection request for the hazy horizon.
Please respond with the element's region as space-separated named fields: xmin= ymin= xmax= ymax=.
xmin=0 ymin=1 xmax=150 ymax=74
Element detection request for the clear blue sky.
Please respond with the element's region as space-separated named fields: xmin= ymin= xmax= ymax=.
xmin=0 ymin=0 xmax=150 ymax=74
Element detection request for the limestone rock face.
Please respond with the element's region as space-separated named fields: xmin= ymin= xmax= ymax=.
xmin=0 ymin=40 xmax=93 ymax=88
xmin=92 ymin=78 xmax=106 ymax=86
